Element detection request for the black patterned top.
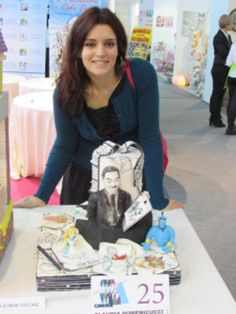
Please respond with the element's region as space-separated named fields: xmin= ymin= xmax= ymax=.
xmin=60 ymin=104 xmax=121 ymax=205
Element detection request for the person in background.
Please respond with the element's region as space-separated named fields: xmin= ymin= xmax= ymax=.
xmin=14 ymin=7 xmax=182 ymax=212
xmin=225 ymin=43 xmax=236 ymax=135
xmin=209 ymin=14 xmax=233 ymax=128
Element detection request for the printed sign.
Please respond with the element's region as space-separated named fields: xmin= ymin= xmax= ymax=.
xmin=50 ymin=0 xmax=105 ymax=16
xmin=91 ymin=274 xmax=170 ymax=314
xmin=0 ymin=297 xmax=45 ymax=311
xmin=0 ymin=0 xmax=47 ymax=74
xmin=138 ymin=0 xmax=154 ymax=27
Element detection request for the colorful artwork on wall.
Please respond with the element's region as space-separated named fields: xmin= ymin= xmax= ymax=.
xmin=152 ymin=15 xmax=176 ymax=81
xmin=181 ymin=10 xmax=210 ymax=97
xmin=128 ymin=27 xmax=152 ymax=60
xmin=156 ymin=16 xmax=174 ymax=28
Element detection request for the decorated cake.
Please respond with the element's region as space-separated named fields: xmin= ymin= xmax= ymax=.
xmin=36 ymin=141 xmax=181 ymax=291
xmin=0 ymin=29 xmax=13 ymax=264
xmin=36 ymin=208 xmax=181 ymax=291
xmin=76 ymin=141 xmax=153 ymax=249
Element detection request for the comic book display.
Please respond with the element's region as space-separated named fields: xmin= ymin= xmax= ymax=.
xmin=127 ymin=27 xmax=152 ymax=60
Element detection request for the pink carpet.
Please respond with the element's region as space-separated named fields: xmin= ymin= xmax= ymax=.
xmin=10 ymin=177 xmax=60 ymax=205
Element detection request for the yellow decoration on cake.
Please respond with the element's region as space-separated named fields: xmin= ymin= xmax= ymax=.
xmin=166 ymin=241 xmax=173 ymax=248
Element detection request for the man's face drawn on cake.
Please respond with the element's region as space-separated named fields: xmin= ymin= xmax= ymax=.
xmin=102 ymin=166 xmax=120 ymax=195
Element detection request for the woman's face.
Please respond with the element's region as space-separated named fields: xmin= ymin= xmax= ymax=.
xmin=81 ymin=24 xmax=118 ymax=79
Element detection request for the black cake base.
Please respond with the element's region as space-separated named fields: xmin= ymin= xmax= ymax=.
xmin=75 ymin=212 xmax=152 ymax=250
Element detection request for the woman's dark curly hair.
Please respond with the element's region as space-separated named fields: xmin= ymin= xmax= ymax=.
xmin=58 ymin=7 xmax=128 ymax=117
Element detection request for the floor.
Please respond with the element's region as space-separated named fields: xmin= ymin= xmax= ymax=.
xmin=159 ymin=77 xmax=236 ymax=301
xmin=10 ymin=176 xmax=60 ymax=205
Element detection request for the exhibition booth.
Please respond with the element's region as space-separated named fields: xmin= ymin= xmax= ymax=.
xmin=135 ymin=0 xmax=236 ymax=102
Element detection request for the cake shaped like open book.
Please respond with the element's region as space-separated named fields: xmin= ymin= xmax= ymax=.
xmin=36 ymin=141 xmax=181 ymax=291
xmin=36 ymin=209 xmax=181 ymax=291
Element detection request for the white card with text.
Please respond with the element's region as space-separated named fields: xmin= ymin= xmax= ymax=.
xmin=0 ymin=297 xmax=45 ymax=311
xmin=91 ymin=274 xmax=170 ymax=314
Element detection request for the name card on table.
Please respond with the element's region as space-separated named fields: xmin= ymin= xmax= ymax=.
xmin=91 ymin=274 xmax=170 ymax=314
xmin=0 ymin=297 xmax=45 ymax=311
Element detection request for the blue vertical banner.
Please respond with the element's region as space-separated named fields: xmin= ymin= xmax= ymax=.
xmin=0 ymin=0 xmax=48 ymax=75
xmin=49 ymin=0 xmax=106 ymax=77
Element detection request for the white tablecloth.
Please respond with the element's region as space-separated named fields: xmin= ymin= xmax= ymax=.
xmin=3 ymin=73 xmax=26 ymax=111
xmin=10 ymin=92 xmax=55 ymax=179
xmin=19 ymin=77 xmax=55 ymax=95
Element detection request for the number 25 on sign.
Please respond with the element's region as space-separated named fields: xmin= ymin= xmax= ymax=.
xmin=91 ymin=274 xmax=170 ymax=314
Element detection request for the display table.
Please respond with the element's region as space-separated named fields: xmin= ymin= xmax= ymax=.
xmin=3 ymin=73 xmax=26 ymax=111
xmin=19 ymin=78 xmax=55 ymax=95
xmin=0 ymin=207 xmax=235 ymax=314
xmin=9 ymin=92 xmax=55 ymax=179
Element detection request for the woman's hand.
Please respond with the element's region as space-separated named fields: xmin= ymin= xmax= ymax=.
xmin=163 ymin=199 xmax=184 ymax=212
xmin=14 ymin=196 xmax=46 ymax=208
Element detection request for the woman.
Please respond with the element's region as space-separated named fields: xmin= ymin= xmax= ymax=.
xmin=225 ymin=43 xmax=236 ymax=135
xmin=14 ymin=7 xmax=181 ymax=211
xmin=209 ymin=14 xmax=233 ymax=128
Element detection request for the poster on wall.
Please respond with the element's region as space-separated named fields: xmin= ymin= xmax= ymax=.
xmin=138 ymin=0 xmax=154 ymax=28
xmin=181 ymin=10 xmax=210 ymax=98
xmin=49 ymin=0 xmax=105 ymax=78
xmin=128 ymin=27 xmax=152 ymax=60
xmin=181 ymin=11 xmax=207 ymax=37
xmin=152 ymin=14 xmax=176 ymax=81
xmin=156 ymin=16 xmax=174 ymax=28
xmin=0 ymin=0 xmax=48 ymax=75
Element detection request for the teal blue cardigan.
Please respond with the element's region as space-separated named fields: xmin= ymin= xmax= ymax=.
xmin=35 ymin=58 xmax=168 ymax=209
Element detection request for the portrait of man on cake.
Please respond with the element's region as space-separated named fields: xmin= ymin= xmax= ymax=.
xmin=76 ymin=141 xmax=153 ymax=249
xmin=87 ymin=166 xmax=132 ymax=227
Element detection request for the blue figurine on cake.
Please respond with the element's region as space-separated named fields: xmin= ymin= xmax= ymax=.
xmin=142 ymin=212 xmax=175 ymax=252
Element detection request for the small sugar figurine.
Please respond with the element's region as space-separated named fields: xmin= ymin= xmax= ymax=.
xmin=142 ymin=212 xmax=175 ymax=252
xmin=63 ymin=226 xmax=80 ymax=256
xmin=0 ymin=28 xmax=7 ymax=93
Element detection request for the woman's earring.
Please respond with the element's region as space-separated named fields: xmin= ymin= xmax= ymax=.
xmin=116 ymin=55 xmax=125 ymax=72
xmin=118 ymin=55 xmax=124 ymax=65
